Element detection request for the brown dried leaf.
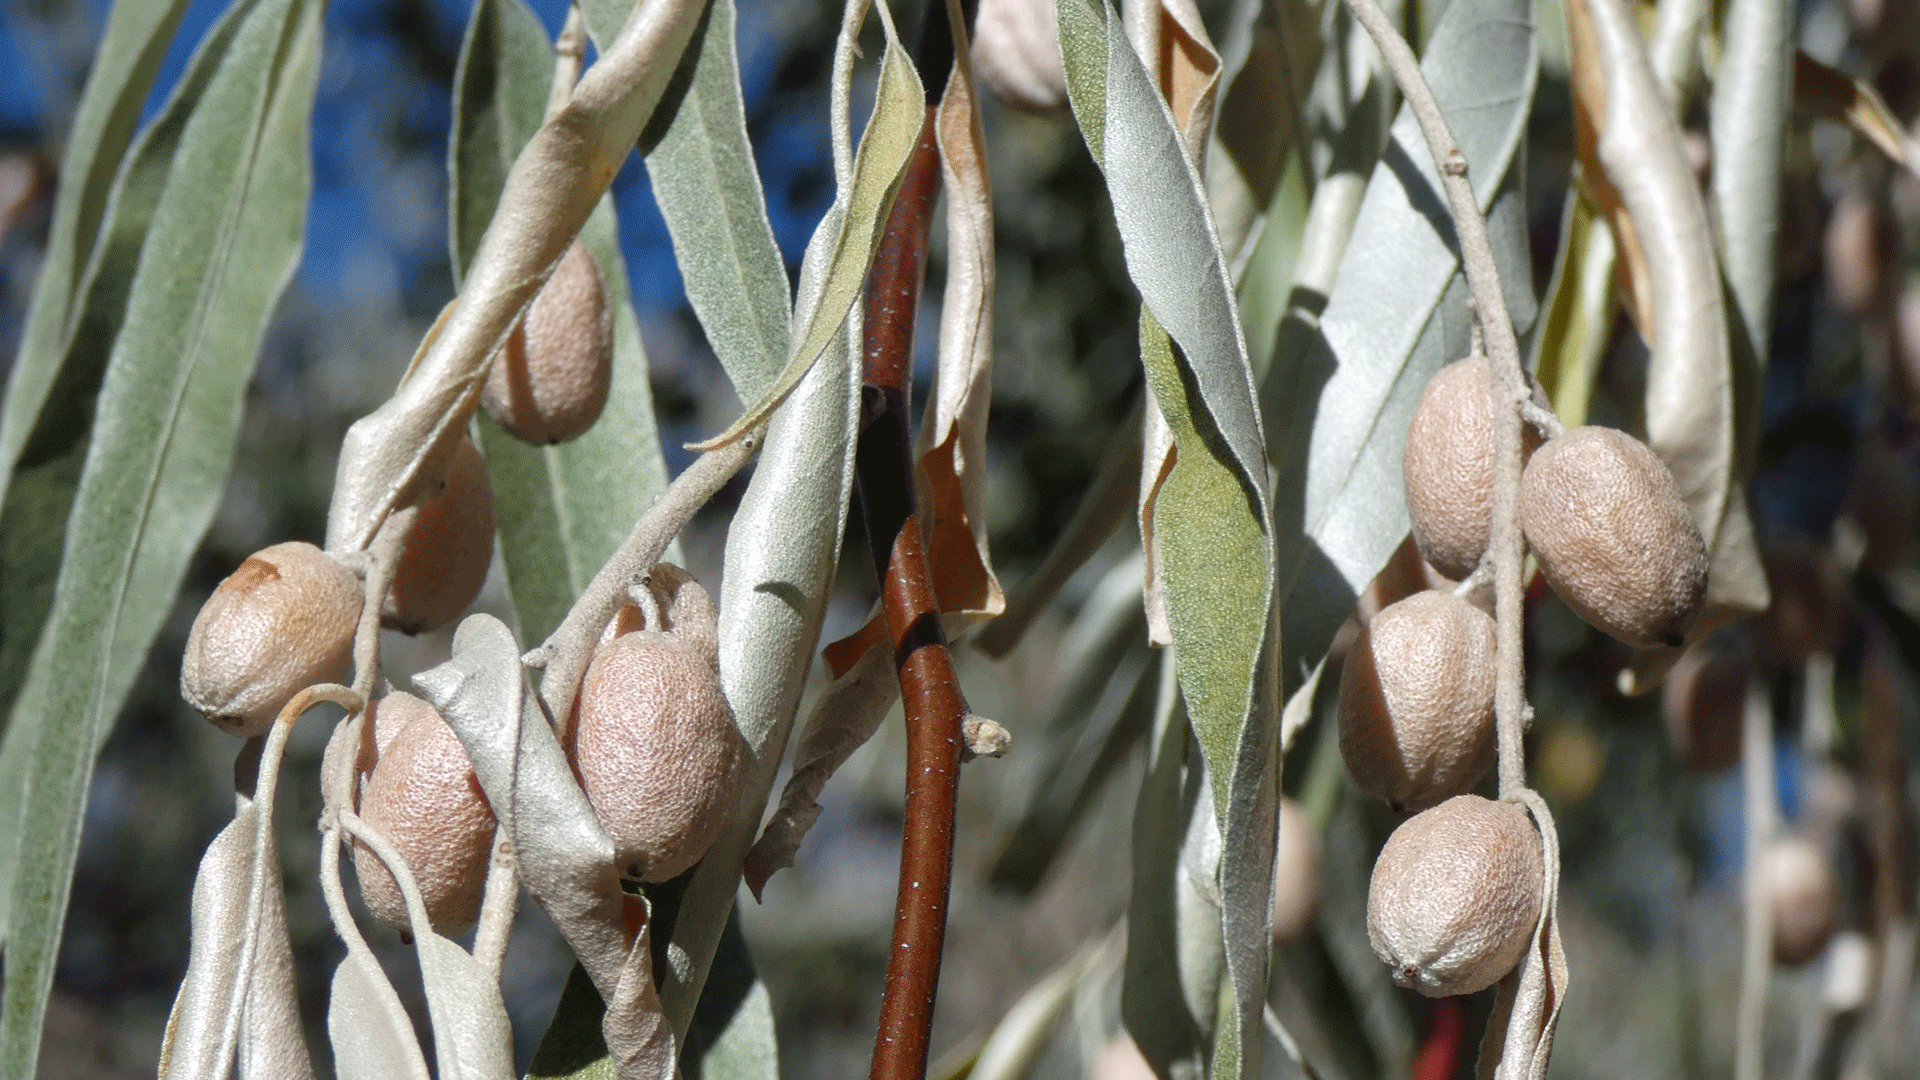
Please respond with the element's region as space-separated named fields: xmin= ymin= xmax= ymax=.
xmin=743 ymin=640 xmax=897 ymax=897
xmin=1794 ymin=52 xmax=1920 ymax=181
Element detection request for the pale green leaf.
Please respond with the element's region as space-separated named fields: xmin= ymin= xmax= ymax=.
xmin=1057 ymin=0 xmax=1278 ymax=1070
xmin=449 ymin=0 xmax=673 ymax=644
xmin=1531 ymin=190 xmax=1615 ymax=427
xmin=680 ymin=912 xmax=780 ymax=1080
xmin=641 ymin=0 xmax=791 ymax=401
xmin=0 ymin=0 xmax=195 ymax=499
xmin=157 ymin=810 xmax=258 ymax=1080
xmin=0 ymin=0 xmax=321 ymax=1071
xmin=689 ymin=2 xmax=923 ymax=451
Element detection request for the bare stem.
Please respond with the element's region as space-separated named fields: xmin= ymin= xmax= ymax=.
xmin=546 ymin=5 xmax=588 ymax=124
xmin=472 ymin=835 xmax=519 ymax=976
xmin=1337 ymin=0 xmax=1529 ymax=798
xmin=533 ymin=429 xmax=764 ymax=737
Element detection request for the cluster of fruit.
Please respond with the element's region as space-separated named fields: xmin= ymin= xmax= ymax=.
xmin=1342 ymin=354 xmax=1708 ymax=996
xmin=176 ymin=245 xmax=743 ymax=936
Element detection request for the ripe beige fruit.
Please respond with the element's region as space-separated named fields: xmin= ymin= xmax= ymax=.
xmin=384 ymin=434 xmax=495 ymax=634
xmin=1402 ymin=355 xmax=1546 ymax=580
xmin=1367 ymin=795 xmax=1543 ymax=997
xmin=1338 ymin=591 xmax=1497 ymax=812
xmin=181 ymin=541 xmax=362 ymax=738
xmin=971 ymin=0 xmax=1068 ymax=113
xmin=1824 ymin=192 xmax=1897 ymax=315
xmin=570 ymin=566 xmax=741 ymax=882
xmin=1089 ymin=1034 xmax=1156 ymax=1080
xmin=1519 ymin=426 xmax=1708 ymax=648
xmin=1766 ymin=835 xmax=1840 ymax=966
xmin=1271 ymin=797 xmax=1321 ymax=944
xmin=1661 ymin=648 xmax=1749 ymax=773
xmin=350 ymin=692 xmax=497 ymax=937
xmin=482 ymin=240 xmax=612 ymax=445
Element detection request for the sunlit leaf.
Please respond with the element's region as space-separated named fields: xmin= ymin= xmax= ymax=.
xmin=1531 ymin=190 xmax=1615 ymax=427
xmin=640 ymin=0 xmax=791 ymax=401
xmin=1794 ymin=51 xmax=1920 ymax=181
xmin=328 ymin=951 xmax=432 ymax=1080
xmin=679 ymin=912 xmax=779 ymax=1080
xmin=0 ymin=0 xmax=322 ymax=1069
xmin=687 ymin=0 xmax=922 ymax=451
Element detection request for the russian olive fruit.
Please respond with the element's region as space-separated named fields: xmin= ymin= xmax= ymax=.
xmin=384 ymin=434 xmax=495 ymax=635
xmin=570 ymin=565 xmax=742 ymax=882
xmin=1338 ymin=590 xmax=1497 ymax=812
xmin=1270 ymin=797 xmax=1322 ymax=945
xmin=1519 ymin=425 xmax=1708 ymax=648
xmin=482 ymin=239 xmax=613 ymax=445
xmin=182 ymin=541 xmax=362 ymax=738
xmin=1403 ymin=355 xmax=1545 ymax=580
xmin=1766 ymin=836 xmax=1840 ymax=966
xmin=1367 ymin=795 xmax=1544 ymax=997
xmin=347 ymin=692 xmax=497 ymax=937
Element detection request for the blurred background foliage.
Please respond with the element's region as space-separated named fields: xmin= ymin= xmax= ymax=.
xmin=4 ymin=0 xmax=1920 ymax=1075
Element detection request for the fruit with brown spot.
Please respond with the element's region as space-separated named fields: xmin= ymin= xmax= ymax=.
xmin=181 ymin=541 xmax=362 ymax=738
xmin=482 ymin=240 xmax=612 ymax=445
xmin=384 ymin=435 xmax=495 ymax=635
xmin=1367 ymin=795 xmax=1543 ymax=997
xmin=349 ymin=692 xmax=497 ymax=937
xmin=1519 ymin=426 xmax=1708 ymax=648
xmin=570 ymin=566 xmax=740 ymax=882
xmin=1338 ymin=590 xmax=1497 ymax=812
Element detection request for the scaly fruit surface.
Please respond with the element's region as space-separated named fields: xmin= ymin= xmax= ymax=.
xmin=384 ymin=434 xmax=495 ymax=634
xmin=482 ymin=239 xmax=612 ymax=445
xmin=1403 ymin=354 xmax=1546 ymax=580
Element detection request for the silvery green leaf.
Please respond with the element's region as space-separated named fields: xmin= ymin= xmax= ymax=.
xmin=414 ymin=925 xmax=516 ymax=1080
xmin=679 ymin=912 xmax=779 ymax=1080
xmin=1710 ymin=0 xmax=1791 ymax=369
xmin=640 ymin=0 xmax=791 ymax=401
xmin=413 ymin=615 xmax=629 ymax=994
xmin=328 ymin=951 xmax=432 ymax=1080
xmin=0 ymin=0 xmax=321 ymax=1068
xmin=157 ymin=810 xmax=257 ymax=1080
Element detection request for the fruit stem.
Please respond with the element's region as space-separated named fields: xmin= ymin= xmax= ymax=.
xmin=1335 ymin=0 xmax=1528 ymax=798
xmin=534 ymin=426 xmax=763 ymax=739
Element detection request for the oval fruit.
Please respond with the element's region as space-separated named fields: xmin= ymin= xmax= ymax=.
xmin=482 ymin=239 xmax=613 ymax=445
xmin=1402 ymin=354 xmax=1547 ymax=580
xmin=181 ymin=541 xmax=362 ymax=738
xmin=972 ymin=0 xmax=1068 ymax=113
xmin=1766 ymin=835 xmax=1840 ymax=966
xmin=571 ymin=570 xmax=741 ymax=882
xmin=1661 ymin=647 xmax=1749 ymax=772
xmin=1338 ymin=590 xmax=1497 ymax=812
xmin=1271 ymin=797 xmax=1322 ymax=944
xmin=1519 ymin=426 xmax=1708 ymax=648
xmin=384 ymin=434 xmax=495 ymax=634
xmin=1367 ymin=795 xmax=1543 ymax=997
xmin=351 ymin=692 xmax=497 ymax=937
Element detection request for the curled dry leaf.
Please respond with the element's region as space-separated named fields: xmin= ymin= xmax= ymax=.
xmin=744 ymin=639 xmax=897 ymax=897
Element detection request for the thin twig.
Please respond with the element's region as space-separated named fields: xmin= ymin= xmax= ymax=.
xmin=532 ymin=429 xmax=764 ymax=738
xmin=546 ymin=5 xmax=588 ymax=124
xmin=1336 ymin=0 xmax=1529 ymax=798
xmin=472 ymin=835 xmax=518 ymax=977
xmin=1737 ymin=680 xmax=1776 ymax=1080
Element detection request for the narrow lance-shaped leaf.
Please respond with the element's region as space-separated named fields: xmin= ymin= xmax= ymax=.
xmin=687 ymin=0 xmax=923 ymax=451
xmin=1060 ymin=0 xmax=1280 ymax=1072
xmin=0 ymin=0 xmax=321 ymax=1070
xmin=1530 ymin=191 xmax=1616 ymax=427
xmin=656 ymin=0 xmax=894 ymax=1040
xmin=0 ymin=0 xmax=195 ymax=500
xmin=639 ymin=0 xmax=792 ymax=401
xmin=1793 ymin=52 xmax=1920 ymax=180
xmin=449 ymin=0 xmax=674 ymax=644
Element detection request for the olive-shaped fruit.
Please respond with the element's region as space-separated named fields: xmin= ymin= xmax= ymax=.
xmin=1271 ymin=797 xmax=1322 ymax=944
xmin=181 ymin=541 xmax=362 ymax=738
xmin=1661 ymin=648 xmax=1749 ymax=773
xmin=1338 ymin=590 xmax=1497 ymax=812
xmin=482 ymin=240 xmax=613 ymax=445
xmin=570 ymin=567 xmax=741 ymax=882
xmin=350 ymin=692 xmax=497 ymax=937
xmin=384 ymin=434 xmax=495 ymax=635
xmin=1403 ymin=355 xmax=1547 ymax=580
xmin=1367 ymin=795 xmax=1544 ymax=997
xmin=971 ymin=0 xmax=1068 ymax=113
xmin=1519 ymin=426 xmax=1709 ymax=648
xmin=1766 ymin=835 xmax=1840 ymax=967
